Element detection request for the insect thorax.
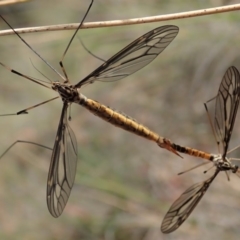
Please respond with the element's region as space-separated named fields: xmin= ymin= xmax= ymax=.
xmin=52 ymin=82 xmax=79 ymax=102
xmin=213 ymin=154 xmax=238 ymax=173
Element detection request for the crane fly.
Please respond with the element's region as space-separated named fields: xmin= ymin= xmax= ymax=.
xmin=161 ymin=66 xmax=240 ymax=233
xmin=0 ymin=1 xmax=179 ymax=218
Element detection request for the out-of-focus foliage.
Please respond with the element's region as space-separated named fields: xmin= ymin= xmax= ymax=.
xmin=0 ymin=0 xmax=240 ymax=239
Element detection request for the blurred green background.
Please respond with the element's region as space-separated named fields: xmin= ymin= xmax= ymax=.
xmin=0 ymin=0 xmax=240 ymax=239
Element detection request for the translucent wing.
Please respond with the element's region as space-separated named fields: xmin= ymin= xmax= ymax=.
xmin=214 ymin=66 xmax=240 ymax=157
xmin=161 ymin=170 xmax=218 ymax=234
xmin=75 ymin=25 xmax=179 ymax=87
xmin=47 ymin=102 xmax=78 ymax=217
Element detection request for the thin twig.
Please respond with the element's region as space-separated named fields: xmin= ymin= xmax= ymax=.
xmin=0 ymin=4 xmax=240 ymax=36
xmin=0 ymin=0 xmax=28 ymax=6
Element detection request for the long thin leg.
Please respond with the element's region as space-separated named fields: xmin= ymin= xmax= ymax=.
xmin=227 ymin=144 xmax=240 ymax=154
xmin=0 ymin=62 xmax=51 ymax=89
xmin=0 ymin=96 xmax=59 ymax=116
xmin=0 ymin=16 xmax=65 ymax=80
xmin=178 ymin=161 xmax=211 ymax=175
xmin=60 ymin=0 xmax=94 ymax=83
xmin=204 ymin=97 xmax=220 ymax=153
xmin=0 ymin=140 xmax=52 ymax=159
xmin=78 ymin=36 xmax=105 ymax=62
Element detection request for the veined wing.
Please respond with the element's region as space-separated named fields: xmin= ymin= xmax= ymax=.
xmin=161 ymin=170 xmax=218 ymax=234
xmin=214 ymin=66 xmax=240 ymax=157
xmin=47 ymin=102 xmax=78 ymax=218
xmin=75 ymin=25 xmax=179 ymax=87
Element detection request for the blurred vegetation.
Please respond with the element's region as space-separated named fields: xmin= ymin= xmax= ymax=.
xmin=0 ymin=0 xmax=240 ymax=239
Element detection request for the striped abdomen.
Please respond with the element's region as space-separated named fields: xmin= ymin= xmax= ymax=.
xmin=171 ymin=143 xmax=214 ymax=161
xmin=75 ymin=94 xmax=182 ymax=157
xmin=79 ymin=97 xmax=161 ymax=141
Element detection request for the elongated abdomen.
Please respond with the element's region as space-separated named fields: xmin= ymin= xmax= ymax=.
xmin=75 ymin=94 xmax=182 ymax=157
xmin=81 ymin=98 xmax=160 ymax=140
xmin=171 ymin=143 xmax=214 ymax=160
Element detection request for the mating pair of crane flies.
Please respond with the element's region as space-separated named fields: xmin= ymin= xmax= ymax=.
xmin=0 ymin=1 xmax=179 ymax=217
xmin=161 ymin=66 xmax=240 ymax=233
xmin=1 ymin=1 xmax=239 ymax=233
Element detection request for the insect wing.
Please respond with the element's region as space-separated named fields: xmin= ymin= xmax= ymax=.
xmin=161 ymin=171 xmax=218 ymax=233
xmin=47 ymin=103 xmax=78 ymax=217
xmin=76 ymin=25 xmax=179 ymax=87
xmin=214 ymin=66 xmax=240 ymax=157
